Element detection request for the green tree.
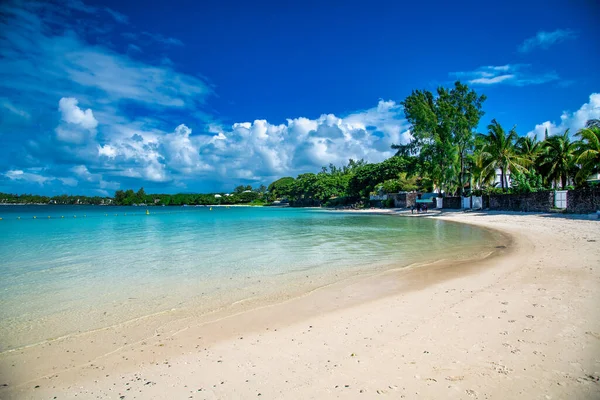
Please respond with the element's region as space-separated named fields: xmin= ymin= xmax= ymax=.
xmin=399 ymin=81 xmax=485 ymax=196
xmin=575 ymin=126 xmax=600 ymax=183
xmin=516 ymin=136 xmax=541 ymax=164
xmin=478 ymin=119 xmax=527 ymax=191
xmin=538 ymin=130 xmax=578 ymax=189
xmin=136 ymin=187 xmax=146 ymax=204
xmin=468 ymin=138 xmax=497 ymax=191
xmin=268 ymin=177 xmax=295 ymax=199
xmin=293 ymin=173 xmax=318 ymax=200
xmin=439 ymin=82 xmax=486 ymax=196
xmin=381 ymin=172 xmax=418 ymax=193
xmin=510 ymin=169 xmax=544 ymax=194
xmin=233 ymin=185 xmax=246 ymax=194
xmin=114 ymin=190 xmax=126 ymax=205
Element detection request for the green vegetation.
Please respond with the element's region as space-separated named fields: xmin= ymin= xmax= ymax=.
xmin=112 ymin=187 xmax=265 ymax=206
xmin=0 ymin=193 xmax=111 ymax=205
xmin=2 ymin=84 xmax=598 ymax=207
xmin=269 ymin=83 xmax=598 ymax=205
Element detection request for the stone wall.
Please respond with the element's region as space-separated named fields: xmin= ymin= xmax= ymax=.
xmin=567 ymin=188 xmax=600 ymax=213
xmin=442 ymin=196 xmax=461 ymax=209
xmin=390 ymin=192 xmax=418 ymax=208
xmin=488 ymin=191 xmax=554 ymax=212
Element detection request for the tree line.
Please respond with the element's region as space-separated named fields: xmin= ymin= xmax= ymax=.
xmin=269 ymin=82 xmax=599 ymax=206
xmin=113 ymin=185 xmax=267 ymax=206
xmin=0 ymin=193 xmax=111 ymax=205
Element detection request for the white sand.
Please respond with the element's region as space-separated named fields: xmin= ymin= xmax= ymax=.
xmin=1 ymin=211 xmax=599 ymax=399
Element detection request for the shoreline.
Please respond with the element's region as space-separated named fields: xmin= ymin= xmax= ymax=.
xmin=1 ymin=211 xmax=599 ymax=399
xmin=0 ymin=212 xmax=500 ymax=354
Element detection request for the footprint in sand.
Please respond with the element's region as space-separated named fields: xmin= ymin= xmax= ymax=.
xmin=585 ymin=331 xmax=600 ymax=340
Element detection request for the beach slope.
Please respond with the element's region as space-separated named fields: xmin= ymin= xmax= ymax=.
xmin=2 ymin=212 xmax=599 ymax=399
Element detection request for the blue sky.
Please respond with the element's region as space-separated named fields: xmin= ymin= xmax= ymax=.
xmin=1 ymin=0 xmax=599 ymax=195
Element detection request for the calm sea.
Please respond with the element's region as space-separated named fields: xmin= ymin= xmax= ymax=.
xmin=0 ymin=205 xmax=500 ymax=351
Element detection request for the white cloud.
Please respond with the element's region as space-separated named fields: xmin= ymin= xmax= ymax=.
xmin=451 ymin=65 xmax=558 ymax=86
xmin=469 ymin=74 xmax=515 ymax=85
xmin=141 ymin=32 xmax=184 ymax=47
xmin=3 ymin=169 xmax=69 ymax=186
xmin=0 ymin=2 xmax=210 ymax=111
xmin=72 ymin=165 xmax=119 ymax=189
xmin=59 ymin=177 xmax=78 ymax=186
xmin=527 ymin=93 xmax=600 ymax=140
xmin=161 ymin=124 xmax=213 ymax=174
xmin=4 ymin=170 xmax=47 ymax=184
xmin=98 ymin=144 xmax=117 ymax=158
xmin=518 ymin=29 xmax=577 ymax=53
xmin=55 ymin=97 xmax=98 ymax=144
xmin=105 ymin=8 xmax=128 ymax=24
xmin=1 ymin=99 xmax=30 ymax=119
xmin=192 ymin=100 xmax=410 ymax=183
xmin=58 ymin=97 xmax=98 ymax=129
xmin=0 ymin=0 xmax=410 ymax=193
xmin=80 ymin=99 xmax=409 ymax=188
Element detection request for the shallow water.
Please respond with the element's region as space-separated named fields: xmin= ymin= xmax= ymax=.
xmin=0 ymin=205 xmax=501 ymax=351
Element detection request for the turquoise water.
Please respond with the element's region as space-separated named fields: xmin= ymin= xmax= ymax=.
xmin=0 ymin=205 xmax=500 ymax=351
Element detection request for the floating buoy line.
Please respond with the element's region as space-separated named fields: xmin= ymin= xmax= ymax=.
xmin=1 ymin=206 xmax=223 ymax=222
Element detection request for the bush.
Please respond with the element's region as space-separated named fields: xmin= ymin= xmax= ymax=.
xmin=486 ymin=187 xmax=509 ymax=195
xmin=510 ymin=170 xmax=545 ymax=194
xmin=384 ymin=198 xmax=395 ymax=208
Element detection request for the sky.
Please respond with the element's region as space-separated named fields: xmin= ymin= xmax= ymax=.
xmin=0 ymin=0 xmax=599 ymax=196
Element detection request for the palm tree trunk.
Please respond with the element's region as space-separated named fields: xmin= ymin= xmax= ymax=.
xmin=500 ymin=167 xmax=505 ymax=191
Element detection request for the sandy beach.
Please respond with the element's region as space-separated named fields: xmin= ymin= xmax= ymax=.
xmin=1 ymin=211 xmax=599 ymax=399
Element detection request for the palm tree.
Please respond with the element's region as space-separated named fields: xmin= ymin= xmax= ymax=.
xmin=537 ymin=130 xmax=578 ymax=189
xmin=585 ymin=119 xmax=600 ymax=129
xmin=477 ymin=119 xmax=528 ymax=191
xmin=516 ymin=135 xmax=541 ymax=163
xmin=575 ymin=126 xmax=600 ymax=182
xmin=468 ymin=137 xmax=497 ymax=190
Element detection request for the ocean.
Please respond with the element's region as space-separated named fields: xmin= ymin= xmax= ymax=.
xmin=0 ymin=205 xmax=501 ymax=352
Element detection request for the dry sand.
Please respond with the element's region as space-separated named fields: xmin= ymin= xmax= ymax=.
xmin=1 ymin=211 xmax=599 ymax=399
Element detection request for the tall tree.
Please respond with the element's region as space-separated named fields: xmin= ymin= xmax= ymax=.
xmin=478 ymin=119 xmax=527 ymax=191
xmin=438 ymin=82 xmax=486 ymax=196
xmin=399 ymin=81 xmax=485 ymax=196
xmin=538 ymin=130 xmax=577 ymax=189
xmin=136 ymin=187 xmax=146 ymax=204
xmin=516 ymin=136 xmax=541 ymax=163
xmin=575 ymin=126 xmax=600 ymax=183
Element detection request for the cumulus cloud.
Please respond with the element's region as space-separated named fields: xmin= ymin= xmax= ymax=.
xmin=193 ymin=100 xmax=410 ymax=183
xmin=0 ymin=0 xmax=410 ymax=193
xmin=55 ymin=97 xmax=98 ymax=144
xmin=58 ymin=98 xmax=98 ymax=129
xmin=451 ymin=65 xmax=558 ymax=86
xmin=527 ymin=93 xmax=600 ymax=140
xmin=4 ymin=170 xmax=49 ymax=184
xmin=518 ymin=29 xmax=577 ymax=53
xmin=81 ymin=100 xmax=410 ymax=188
xmin=3 ymin=169 xmax=77 ymax=187
xmin=72 ymin=165 xmax=119 ymax=189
